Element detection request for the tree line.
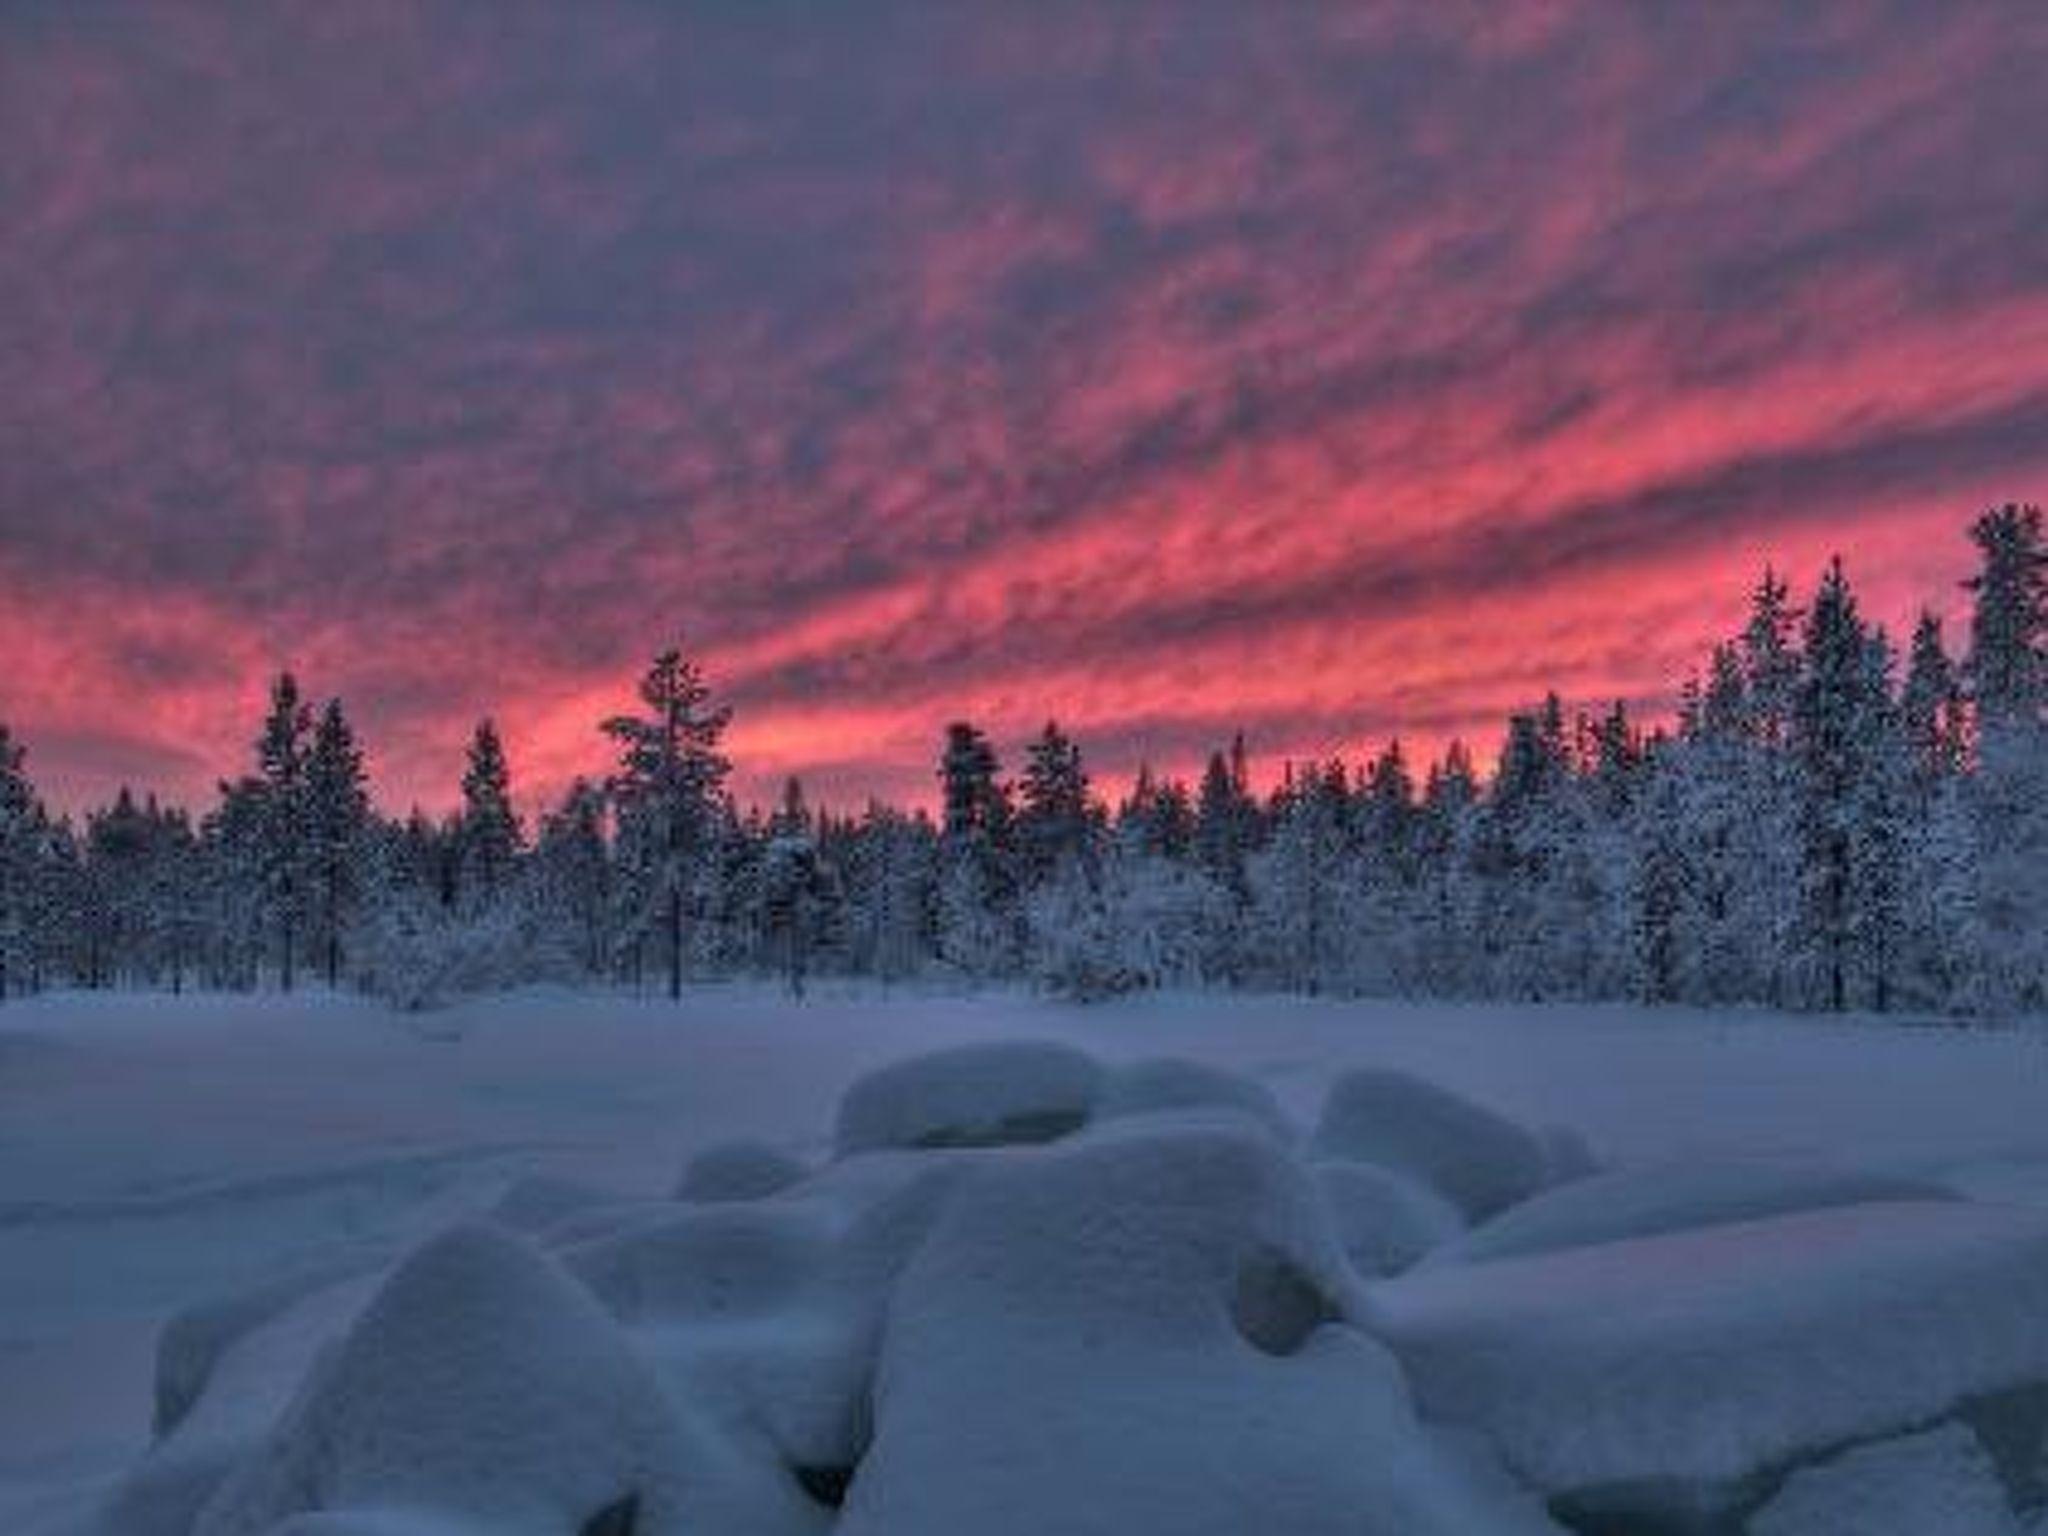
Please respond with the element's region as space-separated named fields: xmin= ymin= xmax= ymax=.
xmin=0 ymin=504 xmax=2043 ymax=1016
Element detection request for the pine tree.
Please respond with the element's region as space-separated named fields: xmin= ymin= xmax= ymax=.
xmin=1961 ymin=503 xmax=2048 ymax=1013
xmin=1964 ymin=503 xmax=2048 ymax=731
xmin=254 ymin=673 xmax=313 ymax=991
xmin=1900 ymin=611 xmax=1968 ymax=785
xmin=305 ymin=699 xmax=371 ymax=987
xmin=0 ymin=720 xmax=47 ymax=1001
xmin=603 ymin=647 xmax=733 ymax=1001
xmin=759 ymin=778 xmax=838 ymax=998
xmin=532 ymin=779 xmax=613 ymax=978
xmin=1792 ymin=559 xmax=1899 ymax=1011
xmin=933 ymin=723 xmax=1018 ymax=977
xmin=1016 ymin=720 xmax=1095 ymax=883
xmin=455 ymin=718 xmax=522 ymax=909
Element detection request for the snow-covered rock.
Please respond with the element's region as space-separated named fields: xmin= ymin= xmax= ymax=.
xmin=564 ymin=1203 xmax=835 ymax=1325
xmin=1367 ymin=1200 xmax=2048 ymax=1517
xmin=193 ymin=1224 xmax=821 ymax=1536
xmin=676 ymin=1139 xmax=809 ymax=1202
xmin=1314 ymin=1161 xmax=1465 ymax=1277
xmin=1310 ymin=1068 xmax=1550 ymax=1220
xmin=153 ymin=1262 xmax=370 ymax=1441
xmin=1427 ymin=1158 xmax=1952 ymax=1267
xmin=839 ymin=1123 xmax=1562 ymax=1536
xmin=1748 ymin=1423 xmax=2020 ymax=1536
xmin=487 ymin=1173 xmax=623 ymax=1232
xmin=833 ymin=1041 xmax=1103 ymax=1155
xmin=1095 ymin=1056 xmax=1294 ymax=1140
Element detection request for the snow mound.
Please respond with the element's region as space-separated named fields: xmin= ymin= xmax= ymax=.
xmin=1367 ymin=1200 xmax=2048 ymax=1510
xmin=487 ymin=1173 xmax=623 ymax=1231
xmin=1095 ymin=1056 xmax=1294 ymax=1139
xmin=154 ymin=1263 xmax=366 ymax=1441
xmin=832 ymin=1040 xmax=1103 ymax=1155
xmin=1749 ymin=1423 xmax=2020 ymax=1536
xmin=1314 ymin=1161 xmax=1465 ymax=1276
xmin=193 ymin=1224 xmax=816 ymax=1536
xmin=839 ymin=1123 xmax=1562 ymax=1535
xmin=676 ymin=1139 xmax=809 ymax=1202
xmin=1310 ymin=1068 xmax=1549 ymax=1220
xmin=564 ymin=1204 xmax=834 ymax=1325
xmin=1428 ymin=1158 xmax=1952 ymax=1267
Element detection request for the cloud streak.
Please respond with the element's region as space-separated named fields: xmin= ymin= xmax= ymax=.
xmin=1 ymin=1 xmax=2045 ymax=811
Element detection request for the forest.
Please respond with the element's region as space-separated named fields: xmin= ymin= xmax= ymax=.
xmin=1 ymin=503 xmax=2043 ymax=1017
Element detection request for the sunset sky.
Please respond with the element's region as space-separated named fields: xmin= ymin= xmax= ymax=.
xmin=4 ymin=3 xmax=2047 ymax=816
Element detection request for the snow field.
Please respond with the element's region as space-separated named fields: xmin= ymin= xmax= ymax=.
xmin=14 ymin=989 xmax=2048 ymax=1533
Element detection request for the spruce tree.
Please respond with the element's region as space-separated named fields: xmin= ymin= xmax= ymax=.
xmin=305 ymin=699 xmax=371 ymax=987
xmin=456 ymin=718 xmax=522 ymax=908
xmin=603 ymin=647 xmax=732 ymax=1001
xmin=0 ymin=720 xmax=46 ymax=1001
xmin=255 ymin=673 xmax=313 ymax=991
xmin=1961 ymin=503 xmax=2048 ymax=1012
xmin=1016 ymin=720 xmax=1094 ymax=882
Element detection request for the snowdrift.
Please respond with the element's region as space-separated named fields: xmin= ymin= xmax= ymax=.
xmin=49 ymin=1037 xmax=2048 ymax=1536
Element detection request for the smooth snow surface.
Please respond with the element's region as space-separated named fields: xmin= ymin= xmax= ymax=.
xmin=11 ymin=987 xmax=2048 ymax=1535
xmin=1428 ymin=1157 xmax=1953 ymax=1267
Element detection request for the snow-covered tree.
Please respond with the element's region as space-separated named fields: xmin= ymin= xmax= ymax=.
xmin=253 ymin=673 xmax=314 ymax=990
xmin=603 ymin=647 xmax=733 ymax=1001
xmin=454 ymin=718 xmax=522 ymax=911
xmin=305 ymin=699 xmax=371 ymax=987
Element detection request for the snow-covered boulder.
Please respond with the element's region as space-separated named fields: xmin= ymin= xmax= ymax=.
xmin=839 ymin=1123 xmax=1562 ymax=1536
xmin=1367 ymin=1200 xmax=2048 ymax=1523
xmin=1748 ymin=1423 xmax=2020 ymax=1536
xmin=154 ymin=1262 xmax=371 ymax=1441
xmin=833 ymin=1041 xmax=1103 ymax=1155
xmin=1427 ymin=1158 xmax=1952 ymax=1267
xmin=564 ymin=1204 xmax=834 ymax=1325
xmin=194 ymin=1224 xmax=821 ymax=1536
xmin=1314 ymin=1161 xmax=1465 ymax=1277
xmin=1095 ymin=1056 xmax=1294 ymax=1140
xmin=676 ymin=1139 xmax=809 ymax=1202
xmin=1310 ymin=1068 xmax=1549 ymax=1220
xmin=487 ymin=1173 xmax=624 ymax=1232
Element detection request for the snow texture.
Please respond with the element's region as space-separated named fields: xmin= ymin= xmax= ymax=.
xmin=675 ymin=1139 xmax=810 ymax=1202
xmin=831 ymin=1039 xmax=1102 ymax=1154
xmin=839 ymin=1122 xmax=1562 ymax=1536
xmin=1315 ymin=1160 xmax=1466 ymax=1276
xmin=1310 ymin=1067 xmax=1552 ymax=1219
xmin=1427 ymin=1157 xmax=1953 ymax=1267
xmin=1748 ymin=1423 xmax=2021 ymax=1536
xmin=1369 ymin=1200 xmax=2048 ymax=1501
xmin=17 ymin=989 xmax=2048 ymax=1534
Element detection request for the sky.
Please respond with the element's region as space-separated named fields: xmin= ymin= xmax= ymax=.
xmin=3 ymin=2 xmax=2047 ymax=817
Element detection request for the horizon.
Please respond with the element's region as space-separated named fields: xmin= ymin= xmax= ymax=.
xmin=0 ymin=519 xmax=2009 ymax=825
xmin=4 ymin=5 xmax=2045 ymax=816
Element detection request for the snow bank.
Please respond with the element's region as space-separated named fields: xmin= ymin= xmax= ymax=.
xmin=676 ymin=1139 xmax=809 ymax=1202
xmin=1314 ymin=1162 xmax=1465 ymax=1277
xmin=193 ymin=1224 xmax=820 ymax=1536
xmin=1310 ymin=1068 xmax=1550 ymax=1220
xmin=832 ymin=1040 xmax=1103 ymax=1155
xmin=487 ymin=1173 xmax=623 ymax=1232
xmin=1095 ymin=1056 xmax=1294 ymax=1140
xmin=564 ymin=1204 xmax=835 ymax=1325
xmin=1748 ymin=1423 xmax=2020 ymax=1536
xmin=1368 ymin=1200 xmax=2048 ymax=1507
xmin=839 ymin=1123 xmax=1563 ymax=1535
xmin=1427 ymin=1158 xmax=1952 ymax=1267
